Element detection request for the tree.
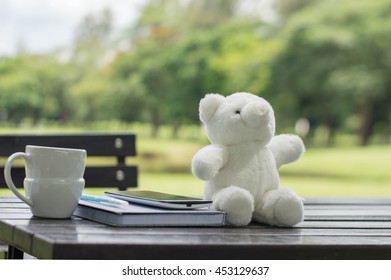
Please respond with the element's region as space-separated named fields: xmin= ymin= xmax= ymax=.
xmin=72 ymin=8 xmax=113 ymax=69
xmin=68 ymin=9 xmax=115 ymax=123
xmin=113 ymin=0 xmax=276 ymax=136
xmin=267 ymin=0 xmax=391 ymax=145
xmin=207 ymin=19 xmax=282 ymax=96
xmin=0 ymin=54 xmax=72 ymax=124
xmin=110 ymin=0 xmax=258 ymax=137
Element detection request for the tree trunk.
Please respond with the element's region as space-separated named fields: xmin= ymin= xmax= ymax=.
xmin=171 ymin=119 xmax=181 ymax=139
xmin=358 ymin=100 xmax=375 ymax=146
xmin=326 ymin=125 xmax=336 ymax=147
xmin=150 ymin=108 xmax=160 ymax=138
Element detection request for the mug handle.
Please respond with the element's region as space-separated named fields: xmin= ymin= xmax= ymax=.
xmin=4 ymin=152 xmax=33 ymax=207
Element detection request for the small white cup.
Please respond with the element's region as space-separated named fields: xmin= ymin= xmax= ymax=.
xmin=4 ymin=145 xmax=87 ymax=218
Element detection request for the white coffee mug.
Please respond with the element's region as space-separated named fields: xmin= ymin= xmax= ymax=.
xmin=4 ymin=145 xmax=87 ymax=218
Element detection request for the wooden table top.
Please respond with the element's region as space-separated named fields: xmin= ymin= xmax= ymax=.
xmin=1 ymin=195 xmax=391 ymax=259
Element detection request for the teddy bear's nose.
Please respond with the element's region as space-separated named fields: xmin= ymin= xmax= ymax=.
xmin=241 ymin=101 xmax=271 ymax=128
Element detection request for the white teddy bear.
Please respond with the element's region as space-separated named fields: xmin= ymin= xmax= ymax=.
xmin=191 ymin=92 xmax=305 ymax=227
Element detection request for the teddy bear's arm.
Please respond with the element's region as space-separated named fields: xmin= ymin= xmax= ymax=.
xmin=267 ymin=134 xmax=305 ymax=169
xmin=191 ymin=144 xmax=228 ymax=181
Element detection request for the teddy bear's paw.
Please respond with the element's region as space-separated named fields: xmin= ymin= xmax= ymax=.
xmin=191 ymin=145 xmax=228 ymax=181
xmin=273 ymin=189 xmax=304 ymax=226
xmin=253 ymin=189 xmax=303 ymax=227
xmin=268 ymin=134 xmax=305 ymax=168
xmin=213 ymin=186 xmax=254 ymax=226
xmin=191 ymin=159 xmax=219 ymax=180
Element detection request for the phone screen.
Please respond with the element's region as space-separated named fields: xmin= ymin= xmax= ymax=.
xmin=113 ymin=190 xmax=203 ymax=201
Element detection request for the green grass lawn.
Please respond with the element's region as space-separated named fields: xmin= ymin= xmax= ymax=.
xmin=1 ymin=124 xmax=390 ymax=197
xmin=90 ymin=144 xmax=391 ymax=197
xmin=279 ymin=145 xmax=391 ymax=196
xmin=130 ymin=137 xmax=391 ymax=197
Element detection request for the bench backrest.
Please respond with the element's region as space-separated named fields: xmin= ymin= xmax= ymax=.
xmin=0 ymin=133 xmax=137 ymax=190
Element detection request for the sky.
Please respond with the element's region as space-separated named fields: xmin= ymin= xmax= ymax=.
xmin=0 ymin=0 xmax=276 ymax=57
xmin=0 ymin=0 xmax=147 ymax=56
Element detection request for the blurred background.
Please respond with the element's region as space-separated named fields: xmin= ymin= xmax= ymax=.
xmin=0 ymin=0 xmax=390 ymax=197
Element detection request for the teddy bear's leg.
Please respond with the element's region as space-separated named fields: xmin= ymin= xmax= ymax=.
xmin=212 ymin=186 xmax=254 ymax=226
xmin=253 ymin=188 xmax=304 ymax=227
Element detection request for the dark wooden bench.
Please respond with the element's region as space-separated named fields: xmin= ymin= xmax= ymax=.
xmin=0 ymin=132 xmax=138 ymax=258
xmin=0 ymin=133 xmax=137 ymax=190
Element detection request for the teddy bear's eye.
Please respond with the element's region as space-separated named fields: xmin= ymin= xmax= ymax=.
xmin=235 ymin=110 xmax=241 ymax=115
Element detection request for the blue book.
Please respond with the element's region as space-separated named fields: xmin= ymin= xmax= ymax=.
xmin=74 ymin=199 xmax=226 ymax=227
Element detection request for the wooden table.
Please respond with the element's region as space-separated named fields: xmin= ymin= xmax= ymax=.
xmin=1 ymin=195 xmax=391 ymax=259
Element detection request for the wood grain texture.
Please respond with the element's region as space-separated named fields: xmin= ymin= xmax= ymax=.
xmin=1 ymin=196 xmax=391 ymax=259
xmin=0 ymin=133 xmax=136 ymax=156
xmin=0 ymin=133 xmax=137 ymax=189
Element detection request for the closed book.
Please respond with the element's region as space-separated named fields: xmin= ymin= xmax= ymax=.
xmin=74 ymin=200 xmax=226 ymax=227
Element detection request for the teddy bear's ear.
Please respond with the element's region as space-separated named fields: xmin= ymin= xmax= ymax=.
xmin=199 ymin=93 xmax=225 ymax=123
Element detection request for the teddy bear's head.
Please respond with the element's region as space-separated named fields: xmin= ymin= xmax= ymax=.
xmin=199 ymin=92 xmax=275 ymax=146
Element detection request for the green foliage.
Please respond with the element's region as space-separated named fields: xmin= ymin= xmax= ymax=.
xmin=208 ymin=20 xmax=282 ymax=95
xmin=0 ymin=0 xmax=390 ymax=145
xmin=267 ymin=0 xmax=391 ymax=145
xmin=110 ymin=0 xmax=250 ymax=136
xmin=0 ymin=55 xmax=72 ymax=123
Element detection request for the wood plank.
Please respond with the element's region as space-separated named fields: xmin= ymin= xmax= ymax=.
xmin=304 ymin=196 xmax=391 ymax=205
xmin=83 ymin=166 xmax=138 ymax=188
xmin=304 ymin=209 xmax=391 ymax=220
xmin=1 ymin=217 xmax=96 ymax=228
xmin=3 ymin=195 xmax=391 ymax=259
xmin=0 ymin=165 xmax=138 ymax=189
xmin=0 ymin=133 xmax=136 ymax=156
xmin=12 ymin=225 xmax=34 ymax=255
xmin=9 ymin=216 xmax=391 ymax=259
xmin=5 ymin=219 xmax=391 ymax=234
xmin=0 ymin=204 xmax=29 ymax=209
xmin=30 ymin=233 xmax=391 ymax=259
xmin=0 ymin=213 xmax=34 ymax=219
xmin=0 ymin=208 xmax=32 ymax=214
xmin=0 ymin=196 xmax=22 ymax=202
xmin=305 ymin=205 xmax=391 ymax=210
xmin=3 ymin=195 xmax=390 ymax=206
xmin=0 ymin=133 xmax=138 ymax=190
xmin=0 ymin=217 xmax=103 ymax=256
xmin=33 ymin=231 xmax=391 ymax=246
xmin=299 ymin=220 xmax=391 ymax=229
xmin=0 ymin=220 xmax=16 ymax=244
xmin=14 ymin=223 xmax=391 ymax=237
xmin=5 ymin=215 xmax=388 ymax=234
xmin=33 ymin=242 xmax=391 ymax=259
xmin=305 ymin=209 xmax=391 ymax=216
xmin=305 ymin=215 xmax=391 ymax=221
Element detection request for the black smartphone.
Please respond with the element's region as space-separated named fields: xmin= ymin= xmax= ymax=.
xmin=105 ymin=190 xmax=212 ymax=209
